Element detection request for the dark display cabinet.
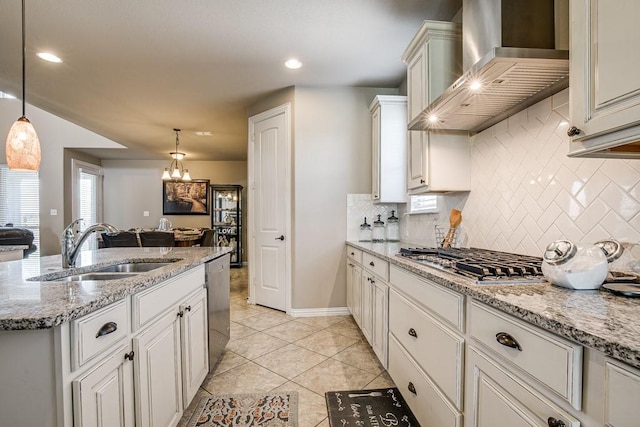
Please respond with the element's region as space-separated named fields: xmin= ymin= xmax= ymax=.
xmin=210 ymin=184 xmax=243 ymax=267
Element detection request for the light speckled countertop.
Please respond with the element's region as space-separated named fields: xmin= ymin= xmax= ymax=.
xmin=0 ymin=245 xmax=27 ymax=252
xmin=347 ymin=241 xmax=640 ymax=369
xmin=0 ymin=246 xmax=231 ymax=330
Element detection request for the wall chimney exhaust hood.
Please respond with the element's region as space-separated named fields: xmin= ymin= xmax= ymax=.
xmin=409 ymin=0 xmax=570 ymax=134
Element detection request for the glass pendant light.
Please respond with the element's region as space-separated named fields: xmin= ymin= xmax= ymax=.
xmin=161 ymin=128 xmax=191 ymax=181
xmin=5 ymin=0 xmax=41 ymax=171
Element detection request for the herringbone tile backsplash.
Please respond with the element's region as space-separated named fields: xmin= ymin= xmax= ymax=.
xmin=401 ymin=89 xmax=640 ymax=257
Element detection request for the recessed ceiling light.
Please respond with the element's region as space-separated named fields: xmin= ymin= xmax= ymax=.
xmin=284 ymin=59 xmax=302 ymax=69
xmin=195 ymin=131 xmax=213 ymax=136
xmin=36 ymin=52 xmax=63 ymax=63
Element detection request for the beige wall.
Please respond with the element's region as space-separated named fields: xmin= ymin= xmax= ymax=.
xmin=292 ymin=86 xmax=397 ymax=309
xmin=0 ymin=99 xmax=125 ymax=255
xmin=101 ymin=159 xmax=247 ymax=259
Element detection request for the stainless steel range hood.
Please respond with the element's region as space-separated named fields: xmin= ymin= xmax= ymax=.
xmin=409 ymin=0 xmax=569 ymax=134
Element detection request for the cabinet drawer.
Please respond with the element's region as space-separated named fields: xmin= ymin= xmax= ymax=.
xmin=71 ymin=299 xmax=129 ymax=370
xmin=362 ymin=252 xmax=388 ymax=281
xmin=605 ymin=358 xmax=640 ymax=427
xmin=346 ymin=246 xmax=362 ymax=264
xmin=388 ymin=336 xmax=462 ymax=427
xmin=389 ymin=290 xmax=463 ymax=408
xmin=133 ymin=265 xmax=205 ymax=331
xmin=469 ymin=301 xmax=582 ymax=409
xmin=466 ymin=345 xmax=580 ymax=427
xmin=389 ymin=265 xmax=464 ymax=331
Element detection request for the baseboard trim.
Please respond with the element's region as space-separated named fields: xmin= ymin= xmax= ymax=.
xmin=288 ymin=307 xmax=351 ymax=318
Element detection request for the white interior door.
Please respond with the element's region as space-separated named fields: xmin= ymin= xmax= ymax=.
xmin=248 ymin=103 xmax=291 ymax=312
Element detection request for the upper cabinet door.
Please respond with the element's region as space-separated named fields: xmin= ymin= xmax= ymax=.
xmin=569 ymin=0 xmax=640 ymax=157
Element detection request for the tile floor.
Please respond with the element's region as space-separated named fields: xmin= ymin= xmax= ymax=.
xmin=178 ymin=267 xmax=395 ymax=427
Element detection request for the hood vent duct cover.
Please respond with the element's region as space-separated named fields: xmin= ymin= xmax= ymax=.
xmin=409 ymin=0 xmax=569 ymax=134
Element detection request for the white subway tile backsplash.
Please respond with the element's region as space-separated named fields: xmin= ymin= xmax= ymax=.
xmin=402 ymin=88 xmax=640 ymax=257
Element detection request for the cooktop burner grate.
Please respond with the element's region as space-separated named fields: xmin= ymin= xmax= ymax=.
xmin=398 ymin=247 xmax=546 ymax=284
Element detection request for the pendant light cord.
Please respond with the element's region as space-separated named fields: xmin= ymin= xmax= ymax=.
xmin=21 ymin=0 xmax=26 ymax=117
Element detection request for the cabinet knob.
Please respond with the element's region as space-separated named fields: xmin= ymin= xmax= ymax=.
xmin=350 ymin=252 xmax=355 ymax=256
xmin=496 ymin=332 xmax=522 ymax=351
xmin=96 ymin=321 xmax=118 ymax=338
xmin=369 ymin=261 xmax=375 ymax=267
xmin=420 ymin=179 xmax=425 ymax=184
xmin=177 ymin=311 xmax=184 ymax=318
xmin=408 ymin=328 xmax=418 ymax=338
xmin=349 ymin=263 xmax=354 ymax=267
xmin=124 ymin=351 xmax=135 ymax=361
xmin=547 ymin=417 xmax=566 ymax=427
xmin=566 ymin=126 xmax=582 ymax=137
xmin=407 ymin=382 xmax=417 ymax=395
xmin=185 ymin=305 xmax=192 ymax=312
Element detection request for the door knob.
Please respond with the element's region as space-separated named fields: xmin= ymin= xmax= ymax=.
xmin=275 ymin=235 xmax=285 ymax=241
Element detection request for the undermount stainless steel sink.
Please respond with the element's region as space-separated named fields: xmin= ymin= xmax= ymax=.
xmin=30 ymin=260 xmax=176 ymax=282
xmin=56 ymin=272 xmax=139 ymax=282
xmin=94 ymin=262 xmax=173 ymax=273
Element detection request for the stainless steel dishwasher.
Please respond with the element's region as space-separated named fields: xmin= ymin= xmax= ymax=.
xmin=204 ymin=253 xmax=230 ymax=372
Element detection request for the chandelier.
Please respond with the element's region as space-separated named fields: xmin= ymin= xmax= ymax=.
xmin=161 ymin=128 xmax=191 ymax=181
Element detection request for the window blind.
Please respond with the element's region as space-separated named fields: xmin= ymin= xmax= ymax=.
xmin=0 ymin=165 xmax=40 ymax=255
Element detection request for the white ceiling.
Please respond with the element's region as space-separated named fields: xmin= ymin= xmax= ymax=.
xmin=0 ymin=0 xmax=460 ymax=161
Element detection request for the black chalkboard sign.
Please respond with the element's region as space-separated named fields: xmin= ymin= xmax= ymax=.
xmin=325 ymin=387 xmax=420 ymax=427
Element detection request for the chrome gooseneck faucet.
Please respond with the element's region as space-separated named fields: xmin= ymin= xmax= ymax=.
xmin=62 ymin=219 xmax=118 ymax=268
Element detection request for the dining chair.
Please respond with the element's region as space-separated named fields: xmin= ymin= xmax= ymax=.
xmin=101 ymin=231 xmax=140 ymax=247
xmin=139 ymin=231 xmax=175 ymax=247
xmin=200 ymin=229 xmax=216 ymax=247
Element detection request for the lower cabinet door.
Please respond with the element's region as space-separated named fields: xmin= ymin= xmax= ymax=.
xmin=361 ymin=275 xmax=373 ymax=343
xmin=371 ymin=280 xmax=388 ymax=368
xmin=134 ymin=310 xmax=183 ymax=427
xmin=72 ymin=344 xmax=135 ymax=427
xmin=465 ymin=345 xmax=580 ymax=427
xmin=181 ymin=287 xmax=209 ymax=407
xmin=349 ymin=263 xmax=363 ymax=327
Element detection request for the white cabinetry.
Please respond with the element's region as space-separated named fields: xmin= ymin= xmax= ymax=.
xmin=72 ymin=344 xmax=135 ymax=427
xmin=134 ymin=309 xmax=183 ymax=427
xmin=465 ymin=345 xmax=580 ymax=427
xmin=387 ymin=264 xmax=465 ymax=426
xmin=402 ymin=20 xmax=470 ymax=192
xmin=345 ymin=245 xmax=388 ymax=367
xmin=346 ymin=247 xmax=363 ymax=328
xmin=568 ymin=0 xmax=640 ymax=158
xmin=604 ymin=358 xmax=640 ymax=427
xmin=181 ymin=287 xmax=209 ymax=406
xmin=361 ymin=252 xmax=389 ymax=367
xmin=370 ymin=95 xmax=407 ymax=203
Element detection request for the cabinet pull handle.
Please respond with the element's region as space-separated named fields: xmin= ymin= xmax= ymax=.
xmin=96 ymin=322 xmax=118 ymax=338
xmin=177 ymin=311 xmax=184 ymax=318
xmin=547 ymin=417 xmax=566 ymax=427
xmin=369 ymin=261 xmax=375 ymax=267
xmin=407 ymin=382 xmax=417 ymax=395
xmin=185 ymin=305 xmax=192 ymax=312
xmin=496 ymin=332 xmax=522 ymax=351
xmin=408 ymin=328 xmax=418 ymax=338
xmin=124 ymin=351 xmax=135 ymax=361
xmin=566 ymin=126 xmax=582 ymax=137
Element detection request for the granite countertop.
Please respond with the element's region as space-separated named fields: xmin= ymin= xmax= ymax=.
xmin=0 ymin=246 xmax=232 ymax=331
xmin=0 ymin=245 xmax=28 ymax=252
xmin=347 ymin=241 xmax=640 ymax=370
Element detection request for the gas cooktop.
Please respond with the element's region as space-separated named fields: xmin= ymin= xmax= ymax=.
xmin=398 ymin=247 xmax=546 ymax=285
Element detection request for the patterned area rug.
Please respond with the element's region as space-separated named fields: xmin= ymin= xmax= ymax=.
xmin=325 ymin=388 xmax=419 ymax=426
xmin=187 ymin=391 xmax=298 ymax=427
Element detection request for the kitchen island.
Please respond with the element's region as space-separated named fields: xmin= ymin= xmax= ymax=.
xmin=0 ymin=246 xmax=231 ymax=427
xmin=347 ymin=241 xmax=640 ymax=427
